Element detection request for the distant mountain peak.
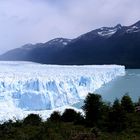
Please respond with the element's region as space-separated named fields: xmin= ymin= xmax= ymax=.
xmin=133 ymin=20 xmax=140 ymax=27
xmin=96 ymin=24 xmax=122 ymax=37
xmin=48 ymin=38 xmax=71 ymax=43
xmin=46 ymin=38 xmax=72 ymax=47
xmin=115 ymin=24 xmax=122 ymax=29
xmin=126 ymin=21 xmax=140 ymax=33
xmin=76 ymin=21 xmax=140 ymax=40
xmin=21 ymin=43 xmax=33 ymax=48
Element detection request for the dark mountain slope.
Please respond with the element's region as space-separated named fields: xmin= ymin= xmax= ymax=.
xmin=0 ymin=21 xmax=140 ymax=68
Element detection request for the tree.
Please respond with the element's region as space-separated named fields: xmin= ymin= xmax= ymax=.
xmin=82 ymin=93 xmax=103 ymax=126
xmin=108 ymin=98 xmax=127 ymax=132
xmin=49 ymin=111 xmax=61 ymax=122
xmin=121 ymin=94 xmax=135 ymax=113
xmin=23 ymin=114 xmax=42 ymax=126
xmin=73 ymin=112 xmax=85 ymax=125
xmin=138 ymin=97 xmax=140 ymax=105
xmin=61 ymin=109 xmax=79 ymax=122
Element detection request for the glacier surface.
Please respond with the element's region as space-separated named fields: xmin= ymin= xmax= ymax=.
xmin=0 ymin=61 xmax=125 ymax=122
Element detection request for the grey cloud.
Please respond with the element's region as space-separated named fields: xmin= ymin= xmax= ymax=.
xmin=0 ymin=0 xmax=140 ymax=54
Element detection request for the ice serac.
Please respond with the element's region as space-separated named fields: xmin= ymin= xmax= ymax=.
xmin=0 ymin=61 xmax=125 ymax=121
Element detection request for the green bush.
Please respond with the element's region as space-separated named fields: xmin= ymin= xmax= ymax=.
xmin=121 ymin=94 xmax=135 ymax=113
xmin=49 ymin=111 xmax=61 ymax=122
xmin=23 ymin=114 xmax=42 ymax=126
xmin=61 ymin=109 xmax=80 ymax=122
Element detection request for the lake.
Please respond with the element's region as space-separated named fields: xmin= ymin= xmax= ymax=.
xmin=73 ymin=69 xmax=140 ymax=108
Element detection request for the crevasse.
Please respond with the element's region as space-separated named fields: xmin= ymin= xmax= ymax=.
xmin=0 ymin=61 xmax=125 ymax=122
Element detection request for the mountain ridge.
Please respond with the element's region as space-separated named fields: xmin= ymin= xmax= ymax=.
xmin=0 ymin=20 xmax=140 ymax=68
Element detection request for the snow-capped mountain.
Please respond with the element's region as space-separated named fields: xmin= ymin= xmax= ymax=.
xmin=126 ymin=21 xmax=140 ymax=33
xmin=0 ymin=38 xmax=72 ymax=61
xmin=0 ymin=61 xmax=125 ymax=122
xmin=77 ymin=24 xmax=122 ymax=40
xmin=46 ymin=38 xmax=72 ymax=47
xmin=0 ymin=20 xmax=140 ymax=68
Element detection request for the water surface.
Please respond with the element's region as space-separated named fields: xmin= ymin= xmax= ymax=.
xmin=96 ymin=69 xmax=140 ymax=102
xmin=73 ymin=69 xmax=140 ymax=108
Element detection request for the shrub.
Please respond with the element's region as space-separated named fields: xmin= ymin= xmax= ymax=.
xmin=49 ymin=111 xmax=61 ymax=122
xmin=23 ymin=114 xmax=42 ymax=126
xmin=121 ymin=94 xmax=135 ymax=113
xmin=61 ymin=109 xmax=79 ymax=122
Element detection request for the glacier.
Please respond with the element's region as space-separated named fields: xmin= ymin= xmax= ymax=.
xmin=0 ymin=61 xmax=125 ymax=122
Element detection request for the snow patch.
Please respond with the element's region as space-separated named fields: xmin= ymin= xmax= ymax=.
xmin=126 ymin=25 xmax=140 ymax=33
xmin=98 ymin=29 xmax=117 ymax=37
xmin=63 ymin=42 xmax=68 ymax=45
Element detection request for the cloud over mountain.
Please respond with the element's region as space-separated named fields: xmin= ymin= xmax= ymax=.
xmin=0 ymin=0 xmax=140 ymax=53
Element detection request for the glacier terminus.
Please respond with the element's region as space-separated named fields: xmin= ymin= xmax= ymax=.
xmin=0 ymin=61 xmax=125 ymax=122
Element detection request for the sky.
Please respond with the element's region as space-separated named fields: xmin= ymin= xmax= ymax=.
xmin=0 ymin=0 xmax=140 ymax=54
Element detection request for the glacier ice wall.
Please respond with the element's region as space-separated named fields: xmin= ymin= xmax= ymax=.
xmin=0 ymin=61 xmax=125 ymax=122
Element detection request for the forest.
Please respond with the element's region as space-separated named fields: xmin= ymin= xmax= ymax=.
xmin=0 ymin=93 xmax=140 ymax=140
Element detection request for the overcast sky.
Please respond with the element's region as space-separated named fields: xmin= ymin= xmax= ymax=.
xmin=0 ymin=0 xmax=140 ymax=54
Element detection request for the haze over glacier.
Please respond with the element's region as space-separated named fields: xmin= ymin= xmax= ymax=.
xmin=0 ymin=61 xmax=125 ymax=122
